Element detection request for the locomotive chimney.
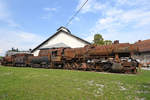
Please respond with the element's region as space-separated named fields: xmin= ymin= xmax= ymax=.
xmin=114 ymin=40 xmax=119 ymax=44
xmin=138 ymin=40 xmax=141 ymax=42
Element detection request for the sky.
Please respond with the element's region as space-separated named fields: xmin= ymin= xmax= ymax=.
xmin=0 ymin=0 xmax=150 ymax=56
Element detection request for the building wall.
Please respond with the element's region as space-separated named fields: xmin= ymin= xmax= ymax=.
xmin=33 ymin=32 xmax=89 ymax=56
xmin=33 ymin=50 xmax=40 ymax=56
xmin=133 ymin=52 xmax=150 ymax=66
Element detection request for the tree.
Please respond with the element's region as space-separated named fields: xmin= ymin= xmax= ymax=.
xmin=0 ymin=56 xmax=3 ymax=61
xmin=104 ymin=40 xmax=112 ymax=45
xmin=93 ymin=34 xmax=104 ymax=45
xmin=93 ymin=34 xmax=112 ymax=45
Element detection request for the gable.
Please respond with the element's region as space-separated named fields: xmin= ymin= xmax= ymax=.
xmin=43 ymin=32 xmax=87 ymax=48
xmin=31 ymin=30 xmax=91 ymax=53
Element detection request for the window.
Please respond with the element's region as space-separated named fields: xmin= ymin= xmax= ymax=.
xmin=52 ymin=51 xmax=57 ymax=57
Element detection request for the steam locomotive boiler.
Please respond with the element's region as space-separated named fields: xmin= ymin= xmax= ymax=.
xmin=49 ymin=43 xmax=139 ymax=73
xmin=1 ymin=43 xmax=139 ymax=74
xmin=2 ymin=55 xmax=15 ymax=66
xmin=13 ymin=53 xmax=33 ymax=67
xmin=29 ymin=49 xmax=54 ymax=68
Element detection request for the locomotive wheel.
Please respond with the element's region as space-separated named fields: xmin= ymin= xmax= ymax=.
xmin=64 ymin=63 xmax=70 ymax=70
xmin=111 ymin=62 xmax=123 ymax=73
xmin=80 ymin=63 xmax=87 ymax=71
xmin=124 ymin=67 xmax=137 ymax=74
xmin=103 ymin=64 xmax=112 ymax=72
xmin=63 ymin=63 xmax=67 ymax=69
xmin=76 ymin=63 xmax=82 ymax=70
xmin=95 ymin=65 xmax=103 ymax=72
xmin=68 ymin=63 xmax=73 ymax=70
xmin=72 ymin=63 xmax=77 ymax=70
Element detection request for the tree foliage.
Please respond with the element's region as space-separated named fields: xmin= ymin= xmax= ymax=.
xmin=93 ymin=34 xmax=104 ymax=45
xmin=93 ymin=34 xmax=112 ymax=45
xmin=104 ymin=40 xmax=112 ymax=45
xmin=0 ymin=56 xmax=3 ymax=60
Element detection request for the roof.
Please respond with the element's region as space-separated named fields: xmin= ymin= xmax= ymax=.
xmin=57 ymin=26 xmax=71 ymax=33
xmin=134 ymin=39 xmax=150 ymax=52
xmin=39 ymin=43 xmax=70 ymax=50
xmin=31 ymin=27 xmax=91 ymax=53
xmin=6 ymin=51 xmax=31 ymax=56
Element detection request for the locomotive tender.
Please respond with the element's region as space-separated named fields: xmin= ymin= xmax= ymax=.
xmin=1 ymin=43 xmax=139 ymax=74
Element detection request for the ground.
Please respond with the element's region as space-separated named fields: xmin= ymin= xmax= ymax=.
xmin=0 ymin=66 xmax=150 ymax=100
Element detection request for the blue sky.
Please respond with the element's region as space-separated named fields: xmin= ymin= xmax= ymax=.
xmin=0 ymin=0 xmax=150 ymax=56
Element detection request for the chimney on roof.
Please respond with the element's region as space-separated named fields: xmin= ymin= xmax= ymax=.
xmin=114 ymin=40 xmax=119 ymax=44
xmin=138 ymin=40 xmax=141 ymax=42
xmin=57 ymin=26 xmax=71 ymax=33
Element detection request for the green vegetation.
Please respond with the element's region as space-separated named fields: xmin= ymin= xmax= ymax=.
xmin=93 ymin=34 xmax=112 ymax=45
xmin=0 ymin=66 xmax=150 ymax=100
xmin=104 ymin=40 xmax=112 ymax=45
xmin=93 ymin=34 xmax=105 ymax=45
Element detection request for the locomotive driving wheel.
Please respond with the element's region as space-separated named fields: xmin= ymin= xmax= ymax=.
xmin=103 ymin=63 xmax=112 ymax=72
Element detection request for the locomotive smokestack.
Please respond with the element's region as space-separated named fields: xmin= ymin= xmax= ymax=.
xmin=138 ymin=40 xmax=141 ymax=42
xmin=114 ymin=40 xmax=119 ymax=44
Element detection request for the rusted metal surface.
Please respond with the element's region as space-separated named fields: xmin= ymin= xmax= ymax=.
xmin=1 ymin=55 xmax=15 ymax=66
xmin=2 ymin=43 xmax=139 ymax=74
xmin=50 ymin=43 xmax=139 ymax=74
xmin=13 ymin=53 xmax=33 ymax=67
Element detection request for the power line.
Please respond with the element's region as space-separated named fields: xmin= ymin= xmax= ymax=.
xmin=65 ymin=0 xmax=88 ymax=27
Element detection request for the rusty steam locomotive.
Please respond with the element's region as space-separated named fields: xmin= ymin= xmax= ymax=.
xmin=1 ymin=43 xmax=139 ymax=74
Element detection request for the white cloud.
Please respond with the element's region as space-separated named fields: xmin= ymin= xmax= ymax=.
xmin=76 ymin=0 xmax=150 ymax=43
xmin=74 ymin=17 xmax=80 ymax=21
xmin=41 ymin=13 xmax=52 ymax=20
xmin=0 ymin=0 xmax=45 ymax=56
xmin=0 ymin=0 xmax=9 ymax=18
xmin=76 ymin=0 xmax=106 ymax=13
xmin=84 ymin=34 xmax=94 ymax=43
xmin=0 ymin=0 xmax=20 ymax=27
xmin=0 ymin=48 xmax=2 ymax=54
xmin=43 ymin=7 xmax=57 ymax=12
xmin=0 ymin=29 xmax=45 ymax=56
xmin=116 ymin=0 xmax=150 ymax=7
xmin=91 ymin=9 xmax=150 ymax=42
xmin=98 ymin=17 xmax=114 ymax=25
xmin=92 ymin=8 xmax=150 ymax=30
xmin=42 ymin=7 xmax=57 ymax=20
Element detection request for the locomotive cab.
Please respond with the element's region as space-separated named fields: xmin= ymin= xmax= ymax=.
xmin=51 ymin=49 xmax=62 ymax=62
xmin=50 ymin=48 xmax=64 ymax=69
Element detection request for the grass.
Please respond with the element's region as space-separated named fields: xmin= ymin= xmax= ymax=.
xmin=0 ymin=66 xmax=150 ymax=100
